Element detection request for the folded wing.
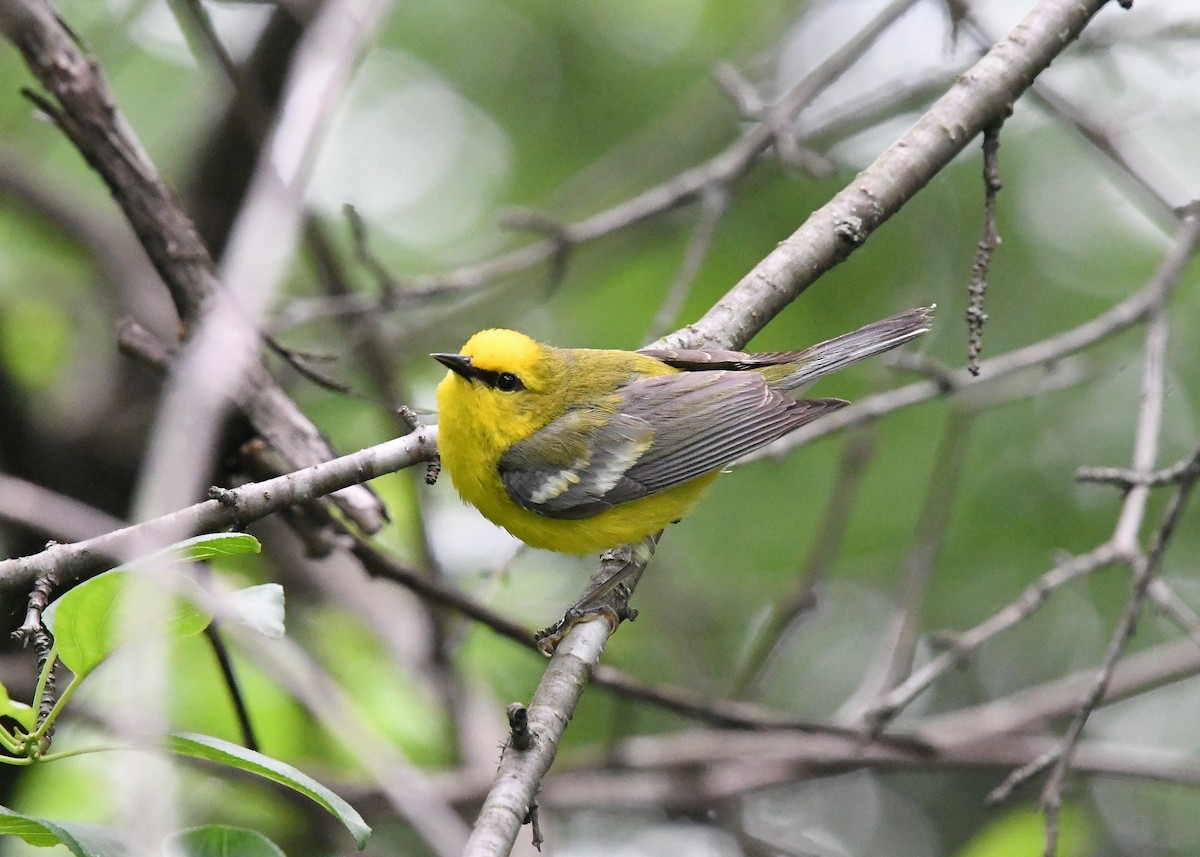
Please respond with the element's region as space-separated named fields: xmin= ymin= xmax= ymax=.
xmin=499 ymin=371 xmax=845 ymax=520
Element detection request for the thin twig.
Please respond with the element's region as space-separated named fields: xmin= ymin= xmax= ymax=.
xmin=0 ymin=0 xmax=386 ymax=533
xmin=12 ymin=575 xmax=58 ymax=739
xmin=1077 ymin=453 xmax=1200 ymax=488
xmin=1039 ymin=302 xmax=1187 ymax=857
xmin=966 ymin=116 xmax=1006 ymax=375
xmin=1146 ymin=577 xmax=1200 ymax=649
xmin=202 ymin=624 xmax=260 ymax=752
xmin=729 ymin=427 xmax=877 ymax=698
xmin=862 ymin=544 xmax=1121 ymax=730
xmin=838 ymin=410 xmax=975 ymax=727
xmin=753 ymin=209 xmax=1200 ymax=459
xmin=0 ymin=427 xmax=438 ymax=594
xmin=645 ymin=185 xmax=731 ymax=341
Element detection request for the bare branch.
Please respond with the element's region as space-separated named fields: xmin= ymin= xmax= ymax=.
xmin=755 ymin=209 xmax=1200 ymax=459
xmin=663 ymin=0 xmax=1118 ymax=351
xmin=1078 ymin=451 xmax=1200 ymax=488
xmin=463 ymin=621 xmax=610 ymax=857
xmin=0 ymin=427 xmax=437 ymax=594
xmin=0 ymin=474 xmax=126 ymax=543
xmin=0 ymin=0 xmax=387 ymax=532
xmin=966 ymin=117 xmax=1006 ymax=375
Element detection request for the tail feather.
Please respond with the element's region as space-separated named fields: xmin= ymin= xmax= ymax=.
xmin=641 ymin=305 xmax=934 ymax=390
xmin=772 ymin=305 xmax=934 ymax=390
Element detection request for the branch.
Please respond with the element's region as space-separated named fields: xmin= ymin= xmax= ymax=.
xmin=0 ymin=0 xmax=387 ymax=532
xmin=966 ymin=117 xmax=1006 ymax=374
xmin=463 ymin=621 xmax=610 ymax=856
xmin=441 ymin=730 xmax=1200 ymax=812
xmin=662 ymin=0 xmax=1118 ymax=350
xmin=1077 ymin=455 xmax=1200 ymax=487
xmin=0 ymin=427 xmax=437 ymax=593
xmin=751 ymin=207 xmax=1200 ymax=459
xmin=1039 ymin=302 xmax=1186 ymax=855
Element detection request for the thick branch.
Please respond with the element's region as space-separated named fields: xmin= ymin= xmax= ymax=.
xmin=665 ymin=0 xmax=1118 ymax=350
xmin=0 ymin=0 xmax=387 ymax=532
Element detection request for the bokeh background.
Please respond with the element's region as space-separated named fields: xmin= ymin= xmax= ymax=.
xmin=2 ymin=0 xmax=1200 ymax=854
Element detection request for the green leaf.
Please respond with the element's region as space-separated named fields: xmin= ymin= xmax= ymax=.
xmin=0 ymin=805 xmax=128 ymax=857
xmin=174 ymin=533 xmax=262 ymax=561
xmin=47 ymin=570 xmax=212 ymax=676
xmin=169 ymin=826 xmax=286 ymax=857
xmin=226 ymin=584 xmax=285 ymax=639
xmin=0 ymin=682 xmax=36 ymax=732
xmin=42 ymin=534 xmax=262 ymax=677
xmin=167 ymin=733 xmax=370 ymax=849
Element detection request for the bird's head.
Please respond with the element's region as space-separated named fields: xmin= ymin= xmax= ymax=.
xmin=433 ymin=329 xmax=565 ymax=443
xmin=432 ymin=329 xmax=549 ymax=394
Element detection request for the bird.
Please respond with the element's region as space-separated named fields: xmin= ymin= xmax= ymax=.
xmin=431 ymin=306 xmax=932 ymax=558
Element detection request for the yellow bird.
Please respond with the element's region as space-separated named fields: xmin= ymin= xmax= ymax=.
xmin=433 ymin=307 xmax=931 ymax=556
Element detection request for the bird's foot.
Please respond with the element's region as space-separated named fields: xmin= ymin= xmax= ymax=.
xmin=534 ymin=541 xmax=655 ymax=655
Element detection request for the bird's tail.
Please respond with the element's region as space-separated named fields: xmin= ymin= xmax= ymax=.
xmin=767 ymin=305 xmax=934 ymax=391
xmin=638 ymin=306 xmax=934 ymax=388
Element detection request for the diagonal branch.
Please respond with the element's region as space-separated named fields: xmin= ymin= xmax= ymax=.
xmin=663 ymin=0 xmax=1121 ymax=351
xmin=0 ymin=0 xmax=387 ymax=532
xmin=753 ymin=206 xmax=1200 ymax=459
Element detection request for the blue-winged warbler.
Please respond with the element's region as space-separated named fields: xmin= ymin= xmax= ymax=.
xmin=433 ymin=306 xmax=932 ymax=555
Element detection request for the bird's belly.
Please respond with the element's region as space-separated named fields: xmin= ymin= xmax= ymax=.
xmin=450 ymin=458 xmax=716 ymax=554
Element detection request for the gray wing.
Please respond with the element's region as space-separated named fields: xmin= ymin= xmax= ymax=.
xmin=499 ymin=371 xmax=846 ymax=520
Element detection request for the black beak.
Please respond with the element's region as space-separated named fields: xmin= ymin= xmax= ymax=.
xmin=432 ymin=352 xmax=474 ymax=380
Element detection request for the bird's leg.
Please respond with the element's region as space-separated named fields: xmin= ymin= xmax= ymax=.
xmin=535 ymin=533 xmax=661 ymax=654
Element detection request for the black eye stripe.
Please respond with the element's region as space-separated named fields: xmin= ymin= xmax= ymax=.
xmin=476 ymin=369 xmax=524 ymax=391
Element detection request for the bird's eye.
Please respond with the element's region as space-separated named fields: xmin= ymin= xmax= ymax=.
xmin=496 ymin=372 xmax=521 ymax=392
